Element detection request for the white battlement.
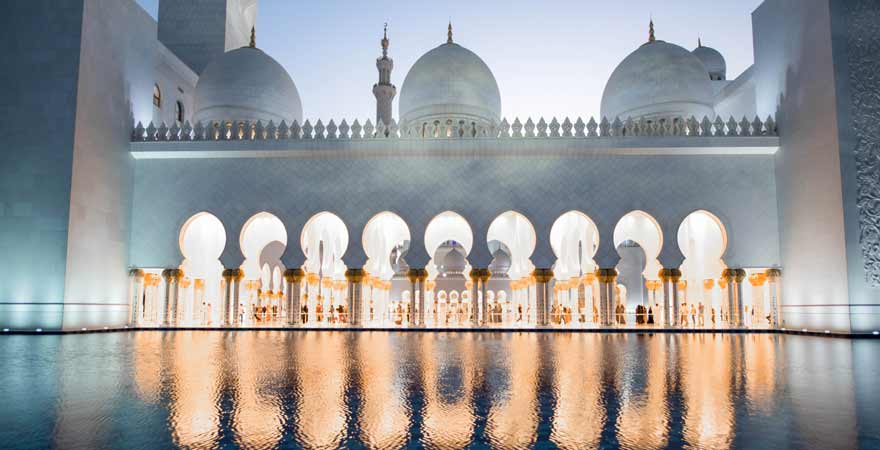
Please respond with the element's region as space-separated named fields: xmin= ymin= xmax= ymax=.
xmin=132 ymin=115 xmax=778 ymax=142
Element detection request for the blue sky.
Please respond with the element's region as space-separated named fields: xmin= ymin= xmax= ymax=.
xmin=136 ymin=0 xmax=764 ymax=121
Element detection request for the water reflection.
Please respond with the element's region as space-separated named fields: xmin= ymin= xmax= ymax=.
xmin=0 ymin=332 xmax=877 ymax=449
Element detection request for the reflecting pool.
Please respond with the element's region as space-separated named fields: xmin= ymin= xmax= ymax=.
xmin=0 ymin=332 xmax=878 ymax=449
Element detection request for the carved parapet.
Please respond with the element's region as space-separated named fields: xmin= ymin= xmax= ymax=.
xmin=133 ymin=114 xmax=779 ymax=142
xmin=129 ymin=268 xmax=145 ymax=278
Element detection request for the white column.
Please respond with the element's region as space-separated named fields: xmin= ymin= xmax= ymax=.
xmin=767 ymin=269 xmax=782 ymax=328
xmin=734 ymin=269 xmax=746 ymax=327
xmin=346 ymin=269 xmax=365 ymax=326
xmin=232 ymin=270 xmax=243 ymax=326
xmin=129 ymin=269 xmax=145 ymax=326
xmin=417 ymin=271 xmax=427 ymax=327
xmin=724 ymin=269 xmax=737 ymax=327
xmin=533 ymin=269 xmax=553 ymax=327
xmin=469 ymin=269 xmax=481 ymax=327
xmin=597 ymin=269 xmax=617 ymax=326
xmin=480 ymin=269 xmax=490 ymax=326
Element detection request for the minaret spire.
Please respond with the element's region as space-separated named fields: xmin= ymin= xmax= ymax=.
xmin=447 ymin=21 xmax=454 ymax=44
xmin=648 ymin=19 xmax=655 ymax=43
xmin=249 ymin=26 xmax=256 ymax=48
xmin=381 ymin=22 xmax=389 ymax=58
xmin=373 ymin=23 xmax=396 ymax=129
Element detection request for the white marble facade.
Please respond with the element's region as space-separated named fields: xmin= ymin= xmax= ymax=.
xmin=1 ymin=0 xmax=878 ymax=334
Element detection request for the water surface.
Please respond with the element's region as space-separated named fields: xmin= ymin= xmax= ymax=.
xmin=0 ymin=332 xmax=877 ymax=449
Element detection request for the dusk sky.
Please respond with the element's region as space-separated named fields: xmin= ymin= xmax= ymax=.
xmin=136 ymin=0 xmax=764 ymax=121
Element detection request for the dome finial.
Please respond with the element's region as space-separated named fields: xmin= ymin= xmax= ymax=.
xmin=698 ymin=36 xmax=703 ymax=47
xmin=447 ymin=21 xmax=453 ymax=44
xmin=381 ymin=23 xmax=390 ymax=57
xmin=249 ymin=26 xmax=256 ymax=48
xmin=648 ymin=19 xmax=655 ymax=43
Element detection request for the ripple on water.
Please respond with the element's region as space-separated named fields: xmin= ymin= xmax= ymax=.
xmin=0 ymin=332 xmax=877 ymax=449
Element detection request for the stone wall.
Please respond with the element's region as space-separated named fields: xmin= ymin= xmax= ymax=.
xmin=753 ymin=0 xmax=852 ymax=332
xmin=829 ymin=0 xmax=880 ymax=332
xmin=0 ymin=1 xmax=85 ymax=330
xmin=130 ymin=150 xmax=780 ymax=277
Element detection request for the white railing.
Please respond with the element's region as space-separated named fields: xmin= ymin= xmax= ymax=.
xmin=132 ymin=115 xmax=778 ymax=142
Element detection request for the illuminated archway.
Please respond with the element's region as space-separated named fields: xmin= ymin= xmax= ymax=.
xmin=240 ymin=212 xmax=288 ymax=324
xmin=677 ymin=210 xmax=728 ymax=327
xmin=178 ymin=212 xmax=226 ymax=326
xmin=613 ymin=211 xmax=664 ymax=321
xmin=362 ymin=212 xmax=410 ymax=326
xmin=300 ymin=212 xmax=349 ymax=324
xmin=487 ymin=211 xmax=537 ymax=280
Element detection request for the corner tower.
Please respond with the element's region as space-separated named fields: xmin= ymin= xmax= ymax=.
xmin=158 ymin=0 xmax=258 ymax=75
xmin=373 ymin=24 xmax=396 ymax=126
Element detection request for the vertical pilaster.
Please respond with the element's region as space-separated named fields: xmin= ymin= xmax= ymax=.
xmin=232 ymin=269 xmax=244 ymax=326
xmin=479 ymin=269 xmax=491 ymax=326
xmin=597 ymin=268 xmax=618 ymax=326
xmin=407 ymin=268 xmax=419 ymax=327
xmin=659 ymin=269 xmax=682 ymax=327
xmin=346 ymin=268 xmax=366 ymax=326
xmin=285 ymin=268 xmax=305 ymax=326
xmin=734 ymin=269 xmax=746 ymax=327
xmin=723 ymin=269 xmax=738 ymax=327
xmin=222 ymin=269 xmax=235 ymax=326
xmin=533 ymin=269 xmax=554 ymax=327
xmin=129 ymin=269 xmax=145 ymax=326
xmin=766 ymin=269 xmax=782 ymax=327
xmin=416 ymin=269 xmax=428 ymax=327
xmin=469 ymin=269 xmax=481 ymax=327
xmin=162 ymin=268 xmax=183 ymax=327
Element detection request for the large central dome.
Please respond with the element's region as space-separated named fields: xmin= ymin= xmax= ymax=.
xmin=601 ymin=40 xmax=714 ymax=121
xmin=399 ymin=39 xmax=501 ymax=129
xmin=193 ymin=46 xmax=303 ymax=125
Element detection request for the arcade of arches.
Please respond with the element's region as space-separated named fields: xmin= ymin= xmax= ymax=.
xmin=129 ymin=210 xmax=783 ymax=330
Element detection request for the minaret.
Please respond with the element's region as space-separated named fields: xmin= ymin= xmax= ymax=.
xmin=373 ymin=24 xmax=396 ymax=127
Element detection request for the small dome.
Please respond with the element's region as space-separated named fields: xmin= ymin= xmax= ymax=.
xmin=399 ymin=41 xmax=501 ymax=128
xmin=601 ymin=40 xmax=715 ymax=121
xmin=488 ymin=249 xmax=511 ymax=277
xmin=193 ymin=47 xmax=303 ymax=124
xmin=693 ymin=44 xmax=727 ymax=81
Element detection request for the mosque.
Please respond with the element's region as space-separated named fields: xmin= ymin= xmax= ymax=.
xmin=2 ymin=0 xmax=878 ymax=334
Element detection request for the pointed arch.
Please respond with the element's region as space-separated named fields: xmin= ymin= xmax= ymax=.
xmin=550 ymin=210 xmax=600 ymax=280
xmin=487 ymin=211 xmax=537 ymax=279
